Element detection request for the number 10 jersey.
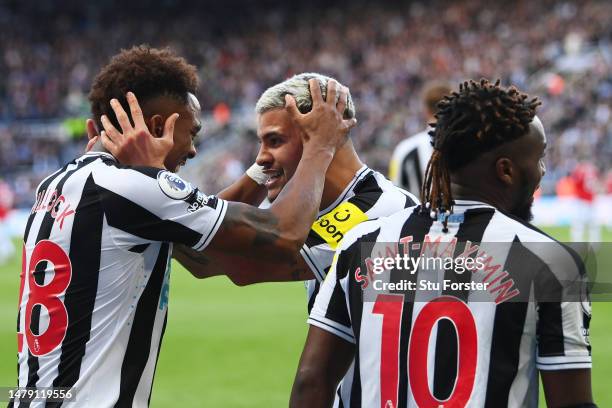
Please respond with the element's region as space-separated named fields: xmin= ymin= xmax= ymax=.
xmin=310 ymin=201 xmax=591 ymax=408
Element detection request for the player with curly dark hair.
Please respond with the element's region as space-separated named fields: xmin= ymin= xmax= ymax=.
xmin=88 ymin=45 xmax=201 ymax=172
xmin=13 ymin=44 xmax=356 ymax=406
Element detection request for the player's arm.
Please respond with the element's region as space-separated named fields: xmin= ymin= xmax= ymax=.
xmin=206 ymin=136 xmax=334 ymax=258
xmin=94 ymin=91 xmax=312 ymax=282
xmin=91 ymin=109 xmax=270 ymax=282
xmin=535 ymin=259 xmax=594 ymax=408
xmin=216 ymin=166 xmax=267 ymax=205
xmin=206 ymin=80 xmax=354 ymax=263
xmin=541 ymin=369 xmax=595 ymax=408
xmin=172 ymin=244 xmax=313 ymax=283
xmin=94 ymin=118 xmax=274 ymax=280
xmin=290 ymin=243 xmax=356 ymax=407
xmin=99 ymin=82 xmax=355 ymax=267
xmin=290 ymin=326 xmax=354 ymax=408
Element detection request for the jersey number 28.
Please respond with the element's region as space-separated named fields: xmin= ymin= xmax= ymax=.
xmin=17 ymin=241 xmax=71 ymax=356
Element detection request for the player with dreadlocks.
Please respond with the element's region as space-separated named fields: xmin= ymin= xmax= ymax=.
xmin=421 ymin=79 xmax=543 ymax=231
xmin=291 ymin=79 xmax=595 ymax=407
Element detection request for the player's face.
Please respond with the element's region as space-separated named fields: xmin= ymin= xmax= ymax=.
xmin=159 ymin=93 xmax=202 ymax=173
xmin=509 ymin=117 xmax=547 ymax=221
xmin=255 ymin=108 xmax=304 ymax=202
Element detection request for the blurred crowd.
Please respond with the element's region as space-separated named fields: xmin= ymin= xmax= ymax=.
xmin=0 ymin=0 xmax=610 ymax=208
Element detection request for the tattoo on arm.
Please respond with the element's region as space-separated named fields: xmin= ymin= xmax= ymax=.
xmin=217 ymin=203 xmax=299 ymax=260
xmin=203 ymin=203 xmax=318 ymax=281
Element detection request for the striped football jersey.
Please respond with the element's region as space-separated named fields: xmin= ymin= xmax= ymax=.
xmin=310 ymin=200 xmax=591 ymax=407
xmin=388 ymin=130 xmax=433 ymax=198
xmin=12 ymin=152 xmax=227 ymax=407
xmin=300 ymin=165 xmax=418 ymax=407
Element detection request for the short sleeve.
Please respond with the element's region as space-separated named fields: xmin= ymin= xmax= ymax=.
xmin=536 ymin=299 xmax=592 ymax=370
xmin=92 ymin=164 xmax=226 ymax=251
xmin=307 ymin=248 xmax=356 ymax=344
xmin=535 ymin=253 xmax=592 ymax=371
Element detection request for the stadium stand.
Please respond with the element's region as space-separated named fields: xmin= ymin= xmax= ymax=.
xmin=1 ymin=0 xmax=610 ymax=211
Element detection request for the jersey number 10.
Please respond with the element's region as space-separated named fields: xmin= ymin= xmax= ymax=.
xmin=373 ymin=294 xmax=478 ymax=408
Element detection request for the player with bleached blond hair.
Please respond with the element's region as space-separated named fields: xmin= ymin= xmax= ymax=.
xmin=102 ymin=72 xmax=418 ymax=407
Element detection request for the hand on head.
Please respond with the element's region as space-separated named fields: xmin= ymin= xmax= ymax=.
xmin=85 ymin=92 xmax=178 ymax=169
xmin=284 ymin=79 xmax=357 ymax=156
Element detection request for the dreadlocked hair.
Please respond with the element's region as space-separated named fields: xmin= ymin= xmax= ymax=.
xmin=421 ymin=79 xmax=541 ymax=232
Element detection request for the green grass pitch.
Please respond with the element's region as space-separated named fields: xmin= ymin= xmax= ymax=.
xmin=0 ymin=227 xmax=610 ymax=406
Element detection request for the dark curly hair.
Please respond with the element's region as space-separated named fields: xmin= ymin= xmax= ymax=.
xmin=89 ymin=45 xmax=199 ymax=132
xmin=422 ymin=79 xmax=541 ymax=229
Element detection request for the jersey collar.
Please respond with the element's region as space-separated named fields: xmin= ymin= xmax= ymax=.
xmin=453 ymin=199 xmax=496 ymax=210
xmin=81 ymin=151 xmax=117 ymax=162
xmin=317 ymin=164 xmax=370 ymax=218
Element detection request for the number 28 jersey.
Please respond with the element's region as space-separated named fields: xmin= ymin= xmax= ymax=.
xmin=310 ymin=201 xmax=591 ymax=408
xmin=13 ymin=152 xmax=227 ymax=407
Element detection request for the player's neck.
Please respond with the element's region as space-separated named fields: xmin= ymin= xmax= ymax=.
xmin=89 ymin=139 xmax=111 ymax=156
xmin=320 ymin=142 xmax=364 ymax=211
xmin=449 ymin=164 xmax=513 ymax=212
xmin=451 ymin=182 xmax=510 ymax=212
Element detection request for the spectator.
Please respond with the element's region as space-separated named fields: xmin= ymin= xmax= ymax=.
xmin=1 ymin=0 xmax=610 ymax=203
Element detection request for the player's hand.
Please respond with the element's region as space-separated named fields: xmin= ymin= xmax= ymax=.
xmin=85 ymin=119 xmax=99 ymax=152
xmin=99 ymin=92 xmax=178 ymax=169
xmin=285 ymin=79 xmax=356 ymax=156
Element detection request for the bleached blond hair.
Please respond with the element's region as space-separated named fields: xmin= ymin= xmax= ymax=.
xmin=255 ymin=72 xmax=356 ymax=119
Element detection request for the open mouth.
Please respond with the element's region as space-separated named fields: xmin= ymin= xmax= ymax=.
xmin=264 ymin=169 xmax=284 ymax=188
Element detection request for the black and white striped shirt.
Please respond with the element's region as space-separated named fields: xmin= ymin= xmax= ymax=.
xmin=310 ymin=200 xmax=592 ymax=408
xmin=388 ymin=130 xmax=433 ymax=198
xmin=300 ymin=165 xmax=418 ymax=407
xmin=301 ymin=165 xmax=418 ymax=311
xmin=12 ymin=152 xmax=226 ymax=407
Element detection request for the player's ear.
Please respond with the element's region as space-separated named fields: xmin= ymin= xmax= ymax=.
xmin=148 ymin=115 xmax=164 ymax=138
xmin=86 ymin=119 xmax=99 ymax=141
xmin=495 ymin=157 xmax=514 ymax=186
